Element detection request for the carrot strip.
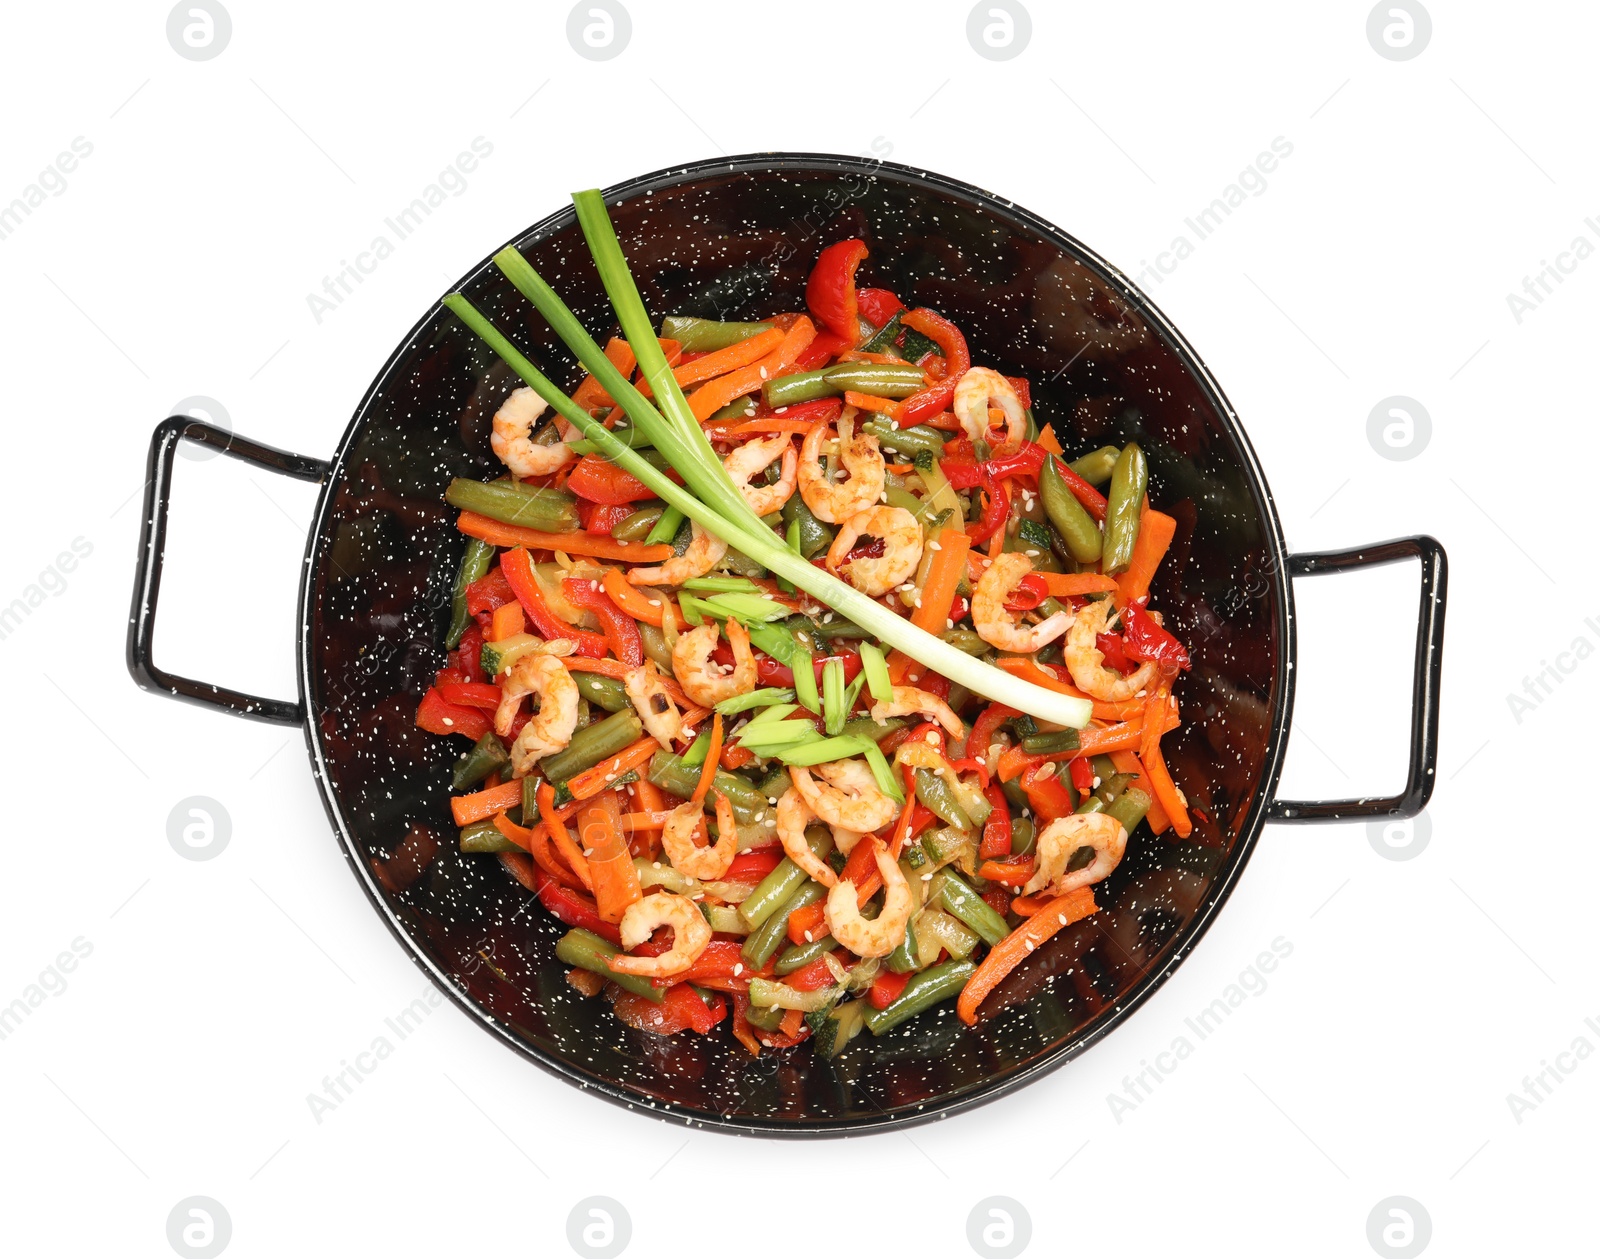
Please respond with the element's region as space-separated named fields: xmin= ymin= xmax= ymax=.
xmin=1108 ymin=749 xmax=1170 ymax=835
xmin=639 ymin=328 xmax=784 ymax=397
xmin=692 ymin=714 xmax=723 ymax=804
xmin=633 ymin=774 xmax=666 ymax=815
xmin=686 ymin=317 xmax=816 ymax=421
xmin=885 ymin=463 xmax=916 ymax=475
xmin=621 ymin=810 xmax=674 ymax=832
xmin=1141 ymin=738 xmax=1191 ymax=838
xmin=787 ymin=900 xmax=827 ymax=946
xmin=993 ymin=657 xmax=1144 ymax=722
xmin=957 ymin=886 xmax=1099 ymax=1024
xmin=563 ymin=657 xmax=630 ymax=680
xmin=704 ymin=418 xmax=817 ymax=438
xmin=600 ymin=567 xmax=681 ymax=628
xmin=491 ymin=811 xmax=533 ymax=851
xmin=451 ymin=780 xmax=522 ymax=826
xmin=580 ymin=791 xmax=642 ymax=923
xmin=1040 ymin=572 xmax=1119 ymax=597
xmin=1035 ymin=425 xmax=1064 ymax=456
xmin=457 ymin=513 xmax=673 ymax=563
xmin=571 ymin=337 xmax=637 ymax=412
xmin=842 ymin=390 xmax=899 ymax=414
xmin=887 ymin=528 xmax=969 ymax=684
xmin=489 ymin=600 xmax=525 ymax=642
xmin=567 ymin=735 xmax=662 ymax=801
xmin=777 ymin=1007 xmax=804 ymax=1039
xmin=1115 ymin=508 xmax=1177 ymax=606
xmin=539 ymin=782 xmax=594 ymax=891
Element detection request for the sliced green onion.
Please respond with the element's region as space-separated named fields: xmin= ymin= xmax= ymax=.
xmin=715 ymin=688 xmax=796 ymax=716
xmin=681 ymin=575 xmax=761 ymax=594
xmin=702 ymin=592 xmax=790 ymax=623
xmin=736 ymin=721 xmax=819 ymax=752
xmin=859 ymin=641 xmax=893 ymax=704
xmin=862 ymin=741 xmax=906 ymax=803
xmin=680 ymin=727 xmax=713 ymax=767
xmin=677 ymin=593 xmax=710 ymax=626
xmin=742 ymin=702 xmax=801 ymax=728
xmin=780 ymin=518 xmax=802 ymax=594
xmin=792 ymin=645 xmax=819 ymax=713
xmin=822 ymin=657 xmax=846 ymax=736
xmin=842 ymin=670 xmax=867 ymax=717
xmin=779 ymin=735 xmax=874 ymax=767
xmin=745 ymin=619 xmax=797 ymax=664
xmin=645 ymin=505 xmax=684 ymax=545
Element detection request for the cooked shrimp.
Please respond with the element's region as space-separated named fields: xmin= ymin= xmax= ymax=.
xmin=790 ymin=760 xmax=898 ymax=834
xmin=671 ymin=618 xmax=756 ymax=708
xmin=725 ymin=433 xmax=798 ymax=516
xmin=659 ymin=793 xmax=739 ymax=881
xmin=798 ymin=417 xmax=885 ymax=523
xmin=826 ymin=505 xmax=922 ymax=597
xmin=774 ymin=787 xmax=838 ymax=888
xmin=494 ymin=654 xmax=580 ymax=776
xmin=625 ymin=519 xmax=728 ymax=587
xmin=491 ymin=386 xmax=574 ymax=478
xmin=870 ymin=685 xmax=966 ymax=738
xmin=623 ymin=661 xmax=683 ymax=747
xmin=971 ymin=552 xmax=1073 ymax=653
xmin=607 ymin=891 xmax=713 ymax=977
xmin=953 ymin=366 xmax=1026 ymax=447
xmin=824 ymin=838 xmax=912 ymax=958
xmin=1021 ymin=812 xmax=1129 ymax=896
xmin=1064 ymin=598 xmax=1159 ymax=701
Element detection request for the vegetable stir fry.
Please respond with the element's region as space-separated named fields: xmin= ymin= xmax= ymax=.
xmin=420 ymin=193 xmax=1193 ymax=1054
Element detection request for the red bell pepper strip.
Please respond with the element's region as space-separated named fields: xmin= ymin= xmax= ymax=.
xmin=565 ymin=454 xmax=663 ymax=504
xmin=901 ymin=721 xmax=947 ymax=757
xmin=968 ymin=703 xmax=1018 ymax=761
xmin=891 ymin=309 xmax=970 ymax=427
xmin=612 ymin=984 xmax=726 ymax=1035
xmin=856 ymin=287 xmax=905 ymax=328
xmin=1122 ymin=598 xmax=1192 ymax=672
xmin=1049 ymin=455 xmax=1109 ymax=522
xmin=436 ymin=681 xmax=501 ymax=710
xmin=1096 ymin=633 xmax=1136 ymax=676
xmin=1069 ymin=757 xmax=1095 ymax=795
xmin=1020 ymin=762 xmax=1077 ymax=822
xmin=979 ymin=782 xmax=1013 ymax=860
xmin=415 ymin=688 xmax=491 ymax=741
xmin=1003 ymin=573 xmax=1049 ymax=613
xmin=464 ymin=567 xmax=515 ymax=616
xmin=452 ymin=621 xmax=486 ymax=679
xmin=499 ymin=547 xmax=607 ymax=659
xmin=1006 ymin=376 xmax=1032 ymax=409
xmin=562 ymin=576 xmax=644 ymax=667
xmin=791 ymin=328 xmax=854 ymax=371
xmin=978 ymin=855 xmax=1036 ymax=886
xmin=805 ymin=238 xmax=870 ymax=341
xmin=785 ymin=951 xmax=849 ymax=993
xmin=964 ymin=469 xmax=1009 ymax=545
xmin=941 ymin=441 xmax=1047 ymax=490
xmin=578 ymin=501 xmax=637 ymax=535
xmin=533 ymin=869 xmax=623 ymax=945
xmin=723 ymin=847 xmax=783 ymax=885
xmin=868 ymin=969 xmax=911 ymax=1010
xmin=753 ymin=649 xmax=863 ymax=690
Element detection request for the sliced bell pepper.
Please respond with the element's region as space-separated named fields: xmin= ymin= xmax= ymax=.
xmin=1122 ymin=598 xmax=1192 ymax=672
xmin=579 ymin=501 xmax=640 ymax=536
xmin=891 ymin=309 xmax=970 ymax=427
xmin=791 ymin=328 xmax=854 ymax=371
xmin=1069 ymin=757 xmax=1095 ymax=795
xmin=500 ymin=547 xmax=608 ymax=659
xmin=805 ymin=238 xmax=870 ymax=341
xmin=1019 ymin=761 xmax=1076 ymax=822
xmin=612 ymin=984 xmax=726 ymax=1035
xmin=415 ymin=687 xmax=491 ymax=741
xmin=1002 ymin=573 xmax=1049 ymax=613
xmin=856 ymin=287 xmax=905 ymax=328
xmin=968 ymin=702 xmax=1019 ymax=761
xmin=941 ymin=441 xmax=1047 ymax=489
xmin=565 ymin=453 xmax=663 ymax=505
xmin=562 ymin=576 xmax=644 ymax=668
xmin=533 ymin=869 xmax=623 ymax=944
xmin=868 ymin=968 xmax=911 ymax=1010
xmin=724 ymin=847 xmax=783 ymax=885
xmin=464 ymin=567 xmax=515 ymax=616
xmin=436 ymin=681 xmax=502 ymax=710
xmin=964 ymin=469 xmax=1009 ymax=545
xmin=978 ymin=782 xmax=1013 ymax=860
xmin=1096 ymin=633 xmax=1136 ymax=676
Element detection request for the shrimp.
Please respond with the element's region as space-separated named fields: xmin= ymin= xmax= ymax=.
xmin=797 ymin=417 xmax=885 ymax=523
xmin=870 ymin=685 xmax=966 ymax=739
xmin=725 ymin=433 xmax=798 ymax=516
xmin=774 ymin=787 xmax=839 ymax=888
xmin=1064 ymin=598 xmax=1159 ymax=701
xmin=824 ymin=838 xmax=913 ymax=959
xmin=625 ymin=519 xmax=728 ymax=587
xmin=494 ymin=654 xmax=580 ymax=776
xmin=1021 ymin=812 xmax=1129 ymax=896
xmin=624 ymin=661 xmax=683 ymax=747
xmin=607 ymin=891 xmax=713 ymax=977
xmin=671 ymin=617 xmax=756 ymax=708
xmin=659 ymin=793 xmax=739 ymax=881
xmin=491 ymin=386 xmax=574 ymax=478
xmin=790 ymin=760 xmax=898 ymax=834
xmin=971 ymin=552 xmax=1073 ymax=654
xmin=826 ymin=505 xmax=922 ymax=597
xmin=953 ymin=366 xmax=1026 ymax=447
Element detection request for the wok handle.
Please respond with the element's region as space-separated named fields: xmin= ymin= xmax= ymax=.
xmin=126 ymin=417 xmax=329 ymax=725
xmin=1267 ymin=535 xmax=1447 ymax=822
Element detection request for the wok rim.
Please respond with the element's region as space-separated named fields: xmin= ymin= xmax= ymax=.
xmin=294 ymin=151 xmax=1297 ymax=1137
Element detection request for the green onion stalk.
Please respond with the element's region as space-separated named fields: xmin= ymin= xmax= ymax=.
xmin=443 ymin=189 xmax=1092 ymax=729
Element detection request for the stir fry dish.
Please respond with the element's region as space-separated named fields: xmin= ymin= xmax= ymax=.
xmin=418 ymin=192 xmax=1193 ymax=1055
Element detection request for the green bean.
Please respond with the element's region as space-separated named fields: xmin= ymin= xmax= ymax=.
xmin=1070 ymin=445 xmax=1122 ymax=486
xmin=554 ymin=929 xmax=663 ymax=1002
xmin=941 ymin=628 xmax=989 ymax=655
xmin=1093 ymin=772 xmax=1137 ymax=808
xmin=823 ymin=363 xmax=926 ymax=397
xmin=636 ymin=624 xmax=674 ymax=673
xmin=762 ymin=366 xmax=838 ymax=407
xmin=451 ymin=731 xmax=509 ymax=792
xmin=443 ymin=478 xmax=580 ymax=533
xmin=538 ymin=709 xmax=642 ymax=783
xmin=915 ymin=768 xmax=973 ymax=831
xmin=1001 ymin=778 xmax=1029 ymax=815
xmin=775 ymin=934 xmax=836 ymax=975
xmin=1021 ymin=729 xmax=1082 ymax=756
xmin=445 ymin=537 xmax=495 ymax=648
xmin=744 ymin=1002 xmax=787 ymax=1031
xmin=861 ymin=418 xmax=947 ymax=458
xmin=777 ymin=489 xmax=832 ymax=559
xmin=1010 ymin=816 xmax=1037 ymax=856
xmin=573 ymin=671 xmax=630 ymax=713
xmin=660 ymin=316 xmax=773 ymax=352
xmin=811 ymin=618 xmax=870 ymax=640
xmin=1101 ymin=443 xmax=1148 ymax=574
xmin=1039 ymin=454 xmax=1104 ymax=564
xmin=1108 ymin=785 xmax=1153 ymax=836
xmin=743 ymin=878 xmax=826 ymax=965
xmin=863 ymin=960 xmax=977 ymax=1035
xmin=611 ymin=504 xmax=666 ymax=541
xmin=648 ymin=751 xmax=768 ymax=823
xmin=936 ymin=869 xmax=1010 ymax=946
xmin=645 ymin=504 xmax=685 ymax=546
xmin=458 ymin=818 xmax=520 ymax=853
xmin=710 ymin=396 xmax=759 ymax=422
xmin=886 ymin=915 xmax=920 ymax=974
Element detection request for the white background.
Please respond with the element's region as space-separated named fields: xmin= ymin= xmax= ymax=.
xmin=1 ymin=2 xmax=1593 ymax=1255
